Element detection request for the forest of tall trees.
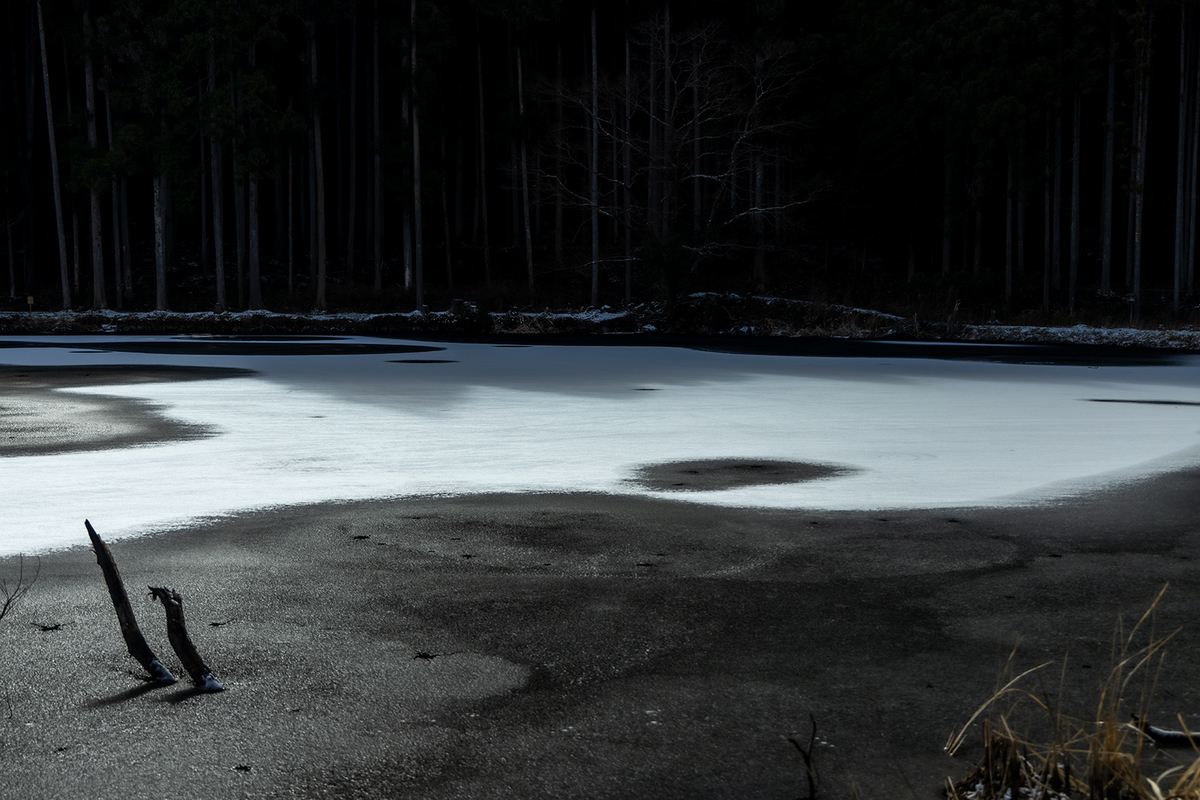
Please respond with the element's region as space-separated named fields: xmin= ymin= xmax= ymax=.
xmin=3 ymin=0 xmax=1200 ymax=323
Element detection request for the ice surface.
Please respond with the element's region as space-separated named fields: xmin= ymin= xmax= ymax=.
xmin=2 ymin=335 xmax=1199 ymax=556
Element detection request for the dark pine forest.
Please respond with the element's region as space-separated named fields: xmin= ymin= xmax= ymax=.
xmin=3 ymin=0 xmax=1200 ymax=325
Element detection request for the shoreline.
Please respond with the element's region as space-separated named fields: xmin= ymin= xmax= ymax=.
xmin=2 ymin=474 xmax=1199 ymax=798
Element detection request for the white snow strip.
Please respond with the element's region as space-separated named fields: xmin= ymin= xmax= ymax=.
xmin=2 ymin=335 xmax=1199 ymax=555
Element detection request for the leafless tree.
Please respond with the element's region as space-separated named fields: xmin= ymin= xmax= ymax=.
xmin=0 ymin=556 xmax=38 ymax=625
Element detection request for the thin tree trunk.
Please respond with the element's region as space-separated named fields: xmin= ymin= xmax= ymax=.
xmin=288 ymin=141 xmax=294 ymax=296
xmin=120 ymin=174 xmax=130 ymax=299
xmin=1175 ymin=3 xmax=1189 ymax=315
xmin=373 ymin=0 xmax=382 ymax=294
xmin=625 ymin=25 xmax=632 ymax=304
xmin=62 ymin=44 xmax=78 ymax=298
xmin=1101 ymin=14 xmax=1116 ymax=294
xmin=411 ymin=0 xmax=423 ymax=310
xmin=648 ymin=21 xmax=658 ymax=239
xmin=199 ymin=86 xmax=209 ymax=282
xmin=208 ymin=40 xmax=226 ymax=310
xmin=346 ymin=1 xmax=358 ymax=282
xmin=1043 ymin=113 xmax=1052 ymax=312
xmin=1190 ymin=15 xmax=1200 ymax=296
xmin=554 ymin=36 xmax=563 ymax=266
xmin=154 ymin=117 xmax=168 ymax=311
xmin=942 ymin=149 xmax=952 ymax=276
xmin=247 ymin=45 xmax=261 ymax=310
xmin=518 ymin=43 xmax=533 ymax=291
xmin=661 ymin=3 xmax=670 ymax=238
xmin=1133 ymin=9 xmax=1154 ymax=319
xmin=311 ymin=19 xmax=328 ymax=311
xmin=440 ymin=119 xmax=453 ymax=290
xmin=1005 ymin=149 xmax=1013 ymax=306
xmin=476 ymin=21 xmax=490 ymax=287
xmin=590 ymin=3 xmax=599 ymax=306
xmin=84 ymin=3 xmax=105 ymax=310
xmin=335 ymin=17 xmax=345 ymax=256
xmin=693 ymin=40 xmax=701 ymax=237
xmin=754 ymin=157 xmax=765 ymax=292
xmin=1052 ymin=94 xmax=1062 ymax=293
xmin=36 ymin=0 xmax=71 ymax=309
xmin=249 ymin=173 xmax=261 ymax=309
xmin=1017 ymin=127 xmax=1026 ymax=278
xmin=1069 ymin=88 xmax=1080 ymax=313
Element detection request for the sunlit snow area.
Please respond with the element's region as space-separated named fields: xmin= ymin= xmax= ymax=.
xmin=2 ymin=334 xmax=1200 ymax=556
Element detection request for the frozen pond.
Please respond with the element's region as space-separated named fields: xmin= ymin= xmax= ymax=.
xmin=2 ymin=334 xmax=1200 ymax=556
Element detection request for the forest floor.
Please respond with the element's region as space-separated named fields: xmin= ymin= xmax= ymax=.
xmin=2 ymin=291 xmax=1200 ymax=349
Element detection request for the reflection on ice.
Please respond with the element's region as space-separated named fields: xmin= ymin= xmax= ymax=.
xmin=1 ymin=335 xmax=1199 ymax=555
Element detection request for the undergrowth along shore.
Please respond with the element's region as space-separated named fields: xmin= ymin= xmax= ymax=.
xmin=2 ymin=293 xmax=1200 ymax=349
xmin=945 ymin=587 xmax=1200 ymax=800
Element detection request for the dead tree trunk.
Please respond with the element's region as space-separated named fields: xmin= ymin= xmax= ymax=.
xmin=148 ymin=587 xmax=222 ymax=692
xmin=85 ymin=520 xmax=175 ymax=684
xmin=36 ymin=0 xmax=71 ymax=310
xmin=83 ymin=2 xmax=105 ymax=310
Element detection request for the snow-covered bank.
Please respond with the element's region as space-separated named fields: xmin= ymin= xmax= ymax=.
xmin=1 ymin=293 xmax=1197 ymax=349
xmin=2 ymin=334 xmax=1200 ymax=555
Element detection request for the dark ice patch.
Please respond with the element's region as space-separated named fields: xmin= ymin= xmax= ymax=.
xmin=1086 ymin=398 xmax=1200 ymax=407
xmin=629 ymin=459 xmax=858 ymax=492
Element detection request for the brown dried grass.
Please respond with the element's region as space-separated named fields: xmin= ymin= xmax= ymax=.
xmin=946 ymin=586 xmax=1200 ymax=800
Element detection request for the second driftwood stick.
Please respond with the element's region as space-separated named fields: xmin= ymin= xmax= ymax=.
xmin=148 ymin=587 xmax=223 ymax=692
xmin=85 ymin=520 xmax=176 ymax=684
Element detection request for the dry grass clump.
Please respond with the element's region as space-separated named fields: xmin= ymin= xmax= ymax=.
xmin=946 ymin=587 xmax=1200 ymax=800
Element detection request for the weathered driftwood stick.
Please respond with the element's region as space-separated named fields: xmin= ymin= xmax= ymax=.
xmin=148 ymin=586 xmax=223 ymax=692
xmin=85 ymin=520 xmax=176 ymax=684
xmin=1132 ymin=714 xmax=1200 ymax=747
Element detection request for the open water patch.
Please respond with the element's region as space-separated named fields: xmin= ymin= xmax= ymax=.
xmin=629 ymin=458 xmax=858 ymax=492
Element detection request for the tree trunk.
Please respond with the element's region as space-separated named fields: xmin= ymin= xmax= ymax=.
xmin=249 ymin=174 xmax=261 ymax=309
xmin=590 ymin=3 xmax=599 ymax=307
xmin=942 ymin=148 xmax=952 ymax=276
xmin=83 ymin=3 xmax=105 ymax=309
xmin=1101 ymin=14 xmax=1116 ymax=294
xmin=518 ymin=43 xmax=533 ymax=291
xmin=247 ymin=46 xmax=262 ymax=310
xmin=661 ymin=3 xmax=671 ymax=239
xmin=373 ymin=0 xmax=382 ymax=294
xmin=554 ymin=36 xmax=563 ymax=266
xmin=62 ymin=44 xmax=78 ymax=298
xmin=1005 ymin=150 xmax=1013 ymax=306
xmin=1185 ymin=14 xmax=1195 ymax=297
xmin=36 ymin=0 xmax=71 ymax=309
xmin=411 ymin=0 xmax=423 ymax=310
xmin=754 ymin=157 xmax=765 ymax=292
xmin=1052 ymin=95 xmax=1062 ymax=293
xmin=199 ymin=83 xmax=208 ymax=281
xmin=1043 ymin=112 xmax=1052 ymax=312
xmin=1017 ymin=126 xmax=1026 ymax=278
xmin=440 ymin=118 xmax=453 ymax=290
xmin=1175 ymin=3 xmax=1189 ymax=315
xmin=120 ymin=174 xmax=131 ymax=299
xmin=335 ymin=17 xmax=345 ymax=256
xmin=311 ymin=20 xmax=328 ymax=311
xmin=208 ymin=41 xmax=226 ymax=310
xmin=154 ymin=147 xmax=168 ymax=308
xmin=1069 ymin=88 xmax=1080 ymax=313
xmin=1132 ymin=11 xmax=1153 ymax=320
xmin=625 ymin=27 xmax=633 ymax=304
xmin=232 ymin=80 xmax=246 ymax=308
xmin=85 ymin=521 xmax=175 ymax=685
xmin=476 ymin=21 xmax=490 ymax=287
xmin=346 ymin=1 xmax=358 ymax=282
xmin=288 ymin=141 xmax=294 ymax=296
xmin=147 ymin=587 xmax=222 ymax=692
